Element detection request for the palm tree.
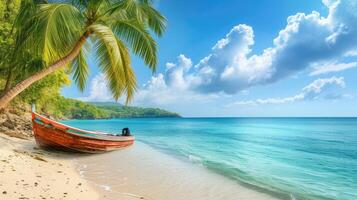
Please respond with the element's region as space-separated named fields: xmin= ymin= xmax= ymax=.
xmin=0 ymin=0 xmax=166 ymax=109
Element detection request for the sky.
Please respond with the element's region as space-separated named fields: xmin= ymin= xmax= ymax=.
xmin=62 ymin=0 xmax=357 ymax=117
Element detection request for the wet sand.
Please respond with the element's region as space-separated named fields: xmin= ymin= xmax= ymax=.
xmin=76 ymin=142 xmax=279 ymax=200
xmin=0 ymin=134 xmax=99 ymax=200
xmin=0 ymin=132 xmax=281 ymax=200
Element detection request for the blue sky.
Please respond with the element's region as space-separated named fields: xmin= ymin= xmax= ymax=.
xmin=62 ymin=0 xmax=357 ymax=117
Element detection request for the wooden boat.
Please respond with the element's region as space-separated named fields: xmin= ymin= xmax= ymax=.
xmin=32 ymin=112 xmax=134 ymax=153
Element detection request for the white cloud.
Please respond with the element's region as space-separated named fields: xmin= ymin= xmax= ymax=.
xmin=310 ymin=61 xmax=357 ymax=75
xmin=141 ymin=0 xmax=357 ymax=98
xmin=228 ymin=76 xmax=346 ymax=106
xmin=77 ymin=73 xmax=113 ymax=102
xmin=78 ymin=0 xmax=357 ymax=108
xmin=345 ymin=50 xmax=357 ymax=57
xmin=77 ymin=55 xmax=220 ymax=105
xmin=133 ymin=55 xmax=220 ymax=107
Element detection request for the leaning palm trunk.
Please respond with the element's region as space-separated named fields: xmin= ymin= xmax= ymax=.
xmin=0 ymin=32 xmax=90 ymax=109
xmin=0 ymin=0 xmax=165 ymax=109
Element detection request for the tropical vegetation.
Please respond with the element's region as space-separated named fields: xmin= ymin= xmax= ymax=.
xmin=40 ymin=99 xmax=180 ymax=119
xmin=0 ymin=0 xmax=166 ymax=110
xmin=89 ymin=102 xmax=180 ymax=118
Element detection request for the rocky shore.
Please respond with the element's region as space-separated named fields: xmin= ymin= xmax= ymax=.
xmin=0 ymin=110 xmax=33 ymax=139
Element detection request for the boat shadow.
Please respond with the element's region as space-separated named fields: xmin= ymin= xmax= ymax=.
xmin=13 ymin=138 xmax=102 ymax=161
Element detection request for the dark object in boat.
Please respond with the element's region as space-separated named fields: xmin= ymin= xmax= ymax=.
xmin=32 ymin=112 xmax=134 ymax=153
xmin=122 ymin=127 xmax=131 ymax=136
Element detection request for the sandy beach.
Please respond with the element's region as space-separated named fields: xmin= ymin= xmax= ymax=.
xmin=76 ymin=142 xmax=280 ymax=200
xmin=0 ymin=123 xmax=281 ymax=200
xmin=0 ymin=134 xmax=99 ymax=200
xmin=0 ymin=0 xmax=355 ymax=199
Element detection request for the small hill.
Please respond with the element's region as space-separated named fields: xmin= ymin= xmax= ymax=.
xmin=88 ymin=102 xmax=123 ymax=107
xmin=88 ymin=102 xmax=181 ymax=118
xmin=41 ymin=98 xmax=180 ymax=119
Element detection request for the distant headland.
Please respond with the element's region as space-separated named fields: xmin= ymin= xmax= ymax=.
xmin=56 ymin=99 xmax=181 ymax=120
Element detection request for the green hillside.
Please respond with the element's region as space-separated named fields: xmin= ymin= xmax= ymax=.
xmin=36 ymin=98 xmax=180 ymax=119
xmin=90 ymin=102 xmax=181 ymax=118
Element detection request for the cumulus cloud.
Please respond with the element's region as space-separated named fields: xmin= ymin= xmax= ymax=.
xmin=79 ymin=0 xmax=357 ymax=107
xmin=133 ymin=55 xmax=220 ymax=106
xmin=228 ymin=76 xmax=346 ymax=106
xmin=141 ymin=0 xmax=357 ymax=98
xmin=310 ymin=61 xmax=357 ymax=75
xmin=77 ymin=73 xmax=113 ymax=102
xmin=77 ymin=55 xmax=220 ymax=105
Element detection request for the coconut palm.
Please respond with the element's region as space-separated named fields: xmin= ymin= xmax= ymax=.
xmin=0 ymin=0 xmax=166 ymax=109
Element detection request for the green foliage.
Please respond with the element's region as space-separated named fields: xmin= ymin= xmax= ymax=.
xmin=0 ymin=0 xmax=20 ymax=73
xmin=43 ymin=97 xmax=110 ymax=119
xmin=14 ymin=0 xmax=166 ymax=104
xmin=1 ymin=0 xmax=167 ymax=118
xmin=91 ymin=24 xmax=137 ymax=102
xmin=112 ymin=19 xmax=157 ymax=70
xmin=0 ymin=0 xmax=47 ymax=91
xmin=28 ymin=3 xmax=84 ymax=64
xmin=15 ymin=69 xmax=70 ymax=109
xmin=98 ymin=104 xmax=181 ymax=118
xmin=0 ymin=1 xmax=73 ymax=112
xmin=39 ymin=100 xmax=180 ymax=120
xmin=70 ymin=47 xmax=89 ymax=92
xmin=0 ymin=0 xmax=20 ymax=47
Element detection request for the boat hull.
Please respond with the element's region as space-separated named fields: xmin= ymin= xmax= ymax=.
xmin=32 ymin=113 xmax=134 ymax=153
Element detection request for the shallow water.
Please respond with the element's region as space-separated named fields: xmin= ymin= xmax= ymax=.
xmin=64 ymin=117 xmax=357 ymax=200
xmin=74 ymin=141 xmax=278 ymax=200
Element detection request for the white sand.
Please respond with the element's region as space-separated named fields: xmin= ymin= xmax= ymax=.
xmin=77 ymin=142 xmax=279 ymax=200
xmin=0 ymin=134 xmax=99 ymax=200
xmin=0 ymin=133 xmax=281 ymax=200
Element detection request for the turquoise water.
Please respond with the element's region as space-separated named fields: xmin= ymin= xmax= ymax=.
xmin=63 ymin=118 xmax=357 ymax=200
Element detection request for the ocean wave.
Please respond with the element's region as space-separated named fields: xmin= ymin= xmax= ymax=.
xmin=99 ymin=184 xmax=112 ymax=191
xmin=188 ymin=154 xmax=203 ymax=164
xmin=78 ymin=164 xmax=88 ymax=177
xmin=66 ymin=117 xmax=357 ymax=200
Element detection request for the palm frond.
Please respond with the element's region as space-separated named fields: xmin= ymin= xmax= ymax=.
xmin=106 ymin=0 xmax=137 ymax=17
xmin=24 ymin=58 xmax=47 ymax=74
xmin=138 ymin=3 xmax=166 ymax=37
xmin=70 ymin=0 xmax=88 ymax=11
xmin=112 ymin=19 xmax=157 ymax=71
xmin=90 ymin=24 xmax=126 ymax=100
xmin=116 ymin=38 xmax=137 ymax=104
xmin=28 ymin=3 xmax=84 ymax=64
xmin=12 ymin=0 xmax=40 ymax=59
xmin=7 ymin=0 xmax=164 ymax=104
xmin=70 ymin=43 xmax=89 ymax=91
xmin=103 ymin=0 xmax=166 ymax=36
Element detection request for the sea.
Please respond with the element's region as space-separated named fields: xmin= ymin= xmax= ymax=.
xmin=63 ymin=117 xmax=357 ymax=200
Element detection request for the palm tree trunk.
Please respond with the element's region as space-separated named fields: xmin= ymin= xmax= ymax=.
xmin=0 ymin=31 xmax=91 ymax=109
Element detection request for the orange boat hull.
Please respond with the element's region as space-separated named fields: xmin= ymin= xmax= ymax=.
xmin=32 ymin=113 xmax=134 ymax=153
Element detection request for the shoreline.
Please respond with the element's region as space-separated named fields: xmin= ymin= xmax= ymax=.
xmin=76 ymin=141 xmax=280 ymax=200
xmin=0 ymin=134 xmax=99 ymax=200
xmin=0 ymin=133 xmax=284 ymax=200
xmin=138 ymin=142 xmax=291 ymax=200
